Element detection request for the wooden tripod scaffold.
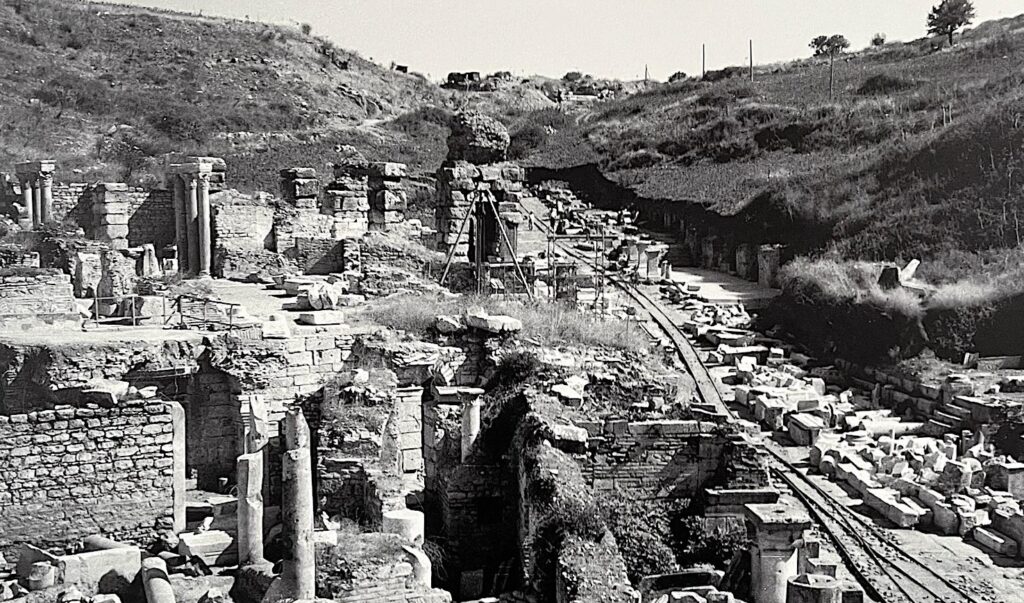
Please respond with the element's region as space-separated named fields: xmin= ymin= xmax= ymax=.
xmin=438 ymin=190 xmax=534 ymax=300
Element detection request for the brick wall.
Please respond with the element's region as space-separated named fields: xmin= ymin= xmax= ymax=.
xmin=576 ymin=418 xmax=768 ymax=500
xmin=0 ymin=399 xmax=180 ymax=556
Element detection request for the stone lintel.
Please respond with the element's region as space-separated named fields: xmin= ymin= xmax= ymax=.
xmin=15 ymin=160 xmax=56 ymax=175
xmin=94 ymin=183 xmax=130 ymax=193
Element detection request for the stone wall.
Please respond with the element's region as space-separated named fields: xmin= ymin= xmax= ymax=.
xmin=274 ymin=207 xmax=334 ymax=253
xmin=575 ymin=418 xmax=768 ymax=501
xmin=0 ymin=268 xmax=79 ymax=331
xmin=51 ymin=182 xmax=91 ymax=227
xmin=0 ymin=399 xmax=181 ymax=556
xmin=212 ymin=198 xmax=280 ymax=280
xmin=213 ymin=198 xmax=275 ymax=253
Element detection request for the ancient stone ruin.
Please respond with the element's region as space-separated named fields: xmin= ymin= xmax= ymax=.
xmin=1 ymin=112 xmax=1020 ymax=603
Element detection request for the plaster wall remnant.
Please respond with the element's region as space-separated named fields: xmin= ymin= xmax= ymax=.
xmin=14 ymin=160 xmax=55 ymax=230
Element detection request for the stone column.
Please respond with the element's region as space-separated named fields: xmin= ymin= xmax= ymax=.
xmin=461 ymin=392 xmax=482 ymax=461
xmin=17 ymin=176 xmax=33 ymax=229
xmin=172 ymin=175 xmax=189 ymax=274
xmin=30 ymin=178 xmax=41 ymax=229
xmin=197 ymin=173 xmax=212 ymax=277
xmin=38 ymin=172 xmax=53 ymax=225
xmin=746 ymin=503 xmax=812 ymax=603
xmin=141 ymin=557 xmax=176 ymax=603
xmin=183 ymin=174 xmax=200 ymax=276
xmin=237 ymin=452 xmax=265 ymax=565
xmin=170 ymin=402 xmax=186 ymax=534
xmin=282 ymin=409 xmax=315 ymax=600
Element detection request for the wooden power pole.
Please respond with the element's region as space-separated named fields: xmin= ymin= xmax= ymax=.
xmin=701 ymin=44 xmax=706 ymax=78
xmin=749 ymin=39 xmax=754 ymax=82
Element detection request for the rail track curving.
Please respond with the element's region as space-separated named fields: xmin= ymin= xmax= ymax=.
xmin=532 ymin=216 xmax=983 ymax=603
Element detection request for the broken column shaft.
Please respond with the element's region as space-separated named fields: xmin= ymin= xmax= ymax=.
xmin=141 ymin=557 xmax=176 ymax=603
xmin=237 ymin=452 xmax=265 ymax=565
xmin=282 ymin=409 xmax=315 ymax=600
xmin=460 ymin=391 xmax=482 ymax=461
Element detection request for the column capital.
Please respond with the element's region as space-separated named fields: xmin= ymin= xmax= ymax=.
xmin=181 ymin=173 xmax=198 ymax=189
xmin=197 ymin=172 xmax=211 ymax=185
xmin=38 ymin=172 xmax=53 ymax=185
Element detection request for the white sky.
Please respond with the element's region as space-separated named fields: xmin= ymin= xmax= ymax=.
xmin=107 ymin=1 xmax=1023 ymax=81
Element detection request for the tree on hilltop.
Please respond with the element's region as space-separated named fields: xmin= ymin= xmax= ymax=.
xmin=928 ymin=0 xmax=976 ymax=46
xmin=809 ymin=34 xmax=850 ymax=100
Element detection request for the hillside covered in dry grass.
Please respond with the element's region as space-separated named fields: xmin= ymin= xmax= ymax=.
xmin=0 ymin=0 xmax=452 ymax=190
xmin=521 ymin=15 xmax=1024 ymax=274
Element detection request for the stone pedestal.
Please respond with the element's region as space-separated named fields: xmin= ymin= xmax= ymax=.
xmin=746 ymin=502 xmax=812 ymax=603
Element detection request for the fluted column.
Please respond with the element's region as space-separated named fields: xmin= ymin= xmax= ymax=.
xmin=172 ymin=176 xmax=188 ymax=274
xmin=183 ymin=174 xmax=199 ymax=277
xmin=17 ymin=176 xmax=33 ymax=229
xmin=197 ymin=173 xmax=212 ymax=277
xmin=38 ymin=172 xmax=53 ymax=225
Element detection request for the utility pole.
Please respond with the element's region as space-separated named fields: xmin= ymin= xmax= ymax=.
xmin=701 ymin=44 xmax=706 ymax=79
xmin=749 ymin=39 xmax=754 ymax=82
xmin=644 ymin=64 xmax=649 ymax=84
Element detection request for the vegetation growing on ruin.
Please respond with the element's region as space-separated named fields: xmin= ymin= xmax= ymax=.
xmin=315 ymin=528 xmax=409 ymax=596
xmin=361 ymin=294 xmax=656 ymax=353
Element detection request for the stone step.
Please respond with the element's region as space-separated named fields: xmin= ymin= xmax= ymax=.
xmin=923 ymin=418 xmax=954 ymax=437
xmin=940 ymin=403 xmax=973 ymax=421
xmin=932 ymin=410 xmax=963 ymax=427
xmin=974 ymin=526 xmax=1019 ymax=557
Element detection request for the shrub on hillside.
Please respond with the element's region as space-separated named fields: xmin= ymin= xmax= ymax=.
xmin=857 ymin=73 xmax=916 ymax=95
xmin=669 ymin=515 xmax=749 ymax=570
xmin=508 ymin=123 xmax=548 ymax=159
xmin=600 ymin=494 xmax=677 ymax=584
xmin=606 ymin=149 xmax=664 ymax=170
xmin=702 ymin=66 xmax=746 ymax=82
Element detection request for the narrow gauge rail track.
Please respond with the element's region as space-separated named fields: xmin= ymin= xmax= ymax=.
xmin=534 ymin=219 xmax=982 ymax=603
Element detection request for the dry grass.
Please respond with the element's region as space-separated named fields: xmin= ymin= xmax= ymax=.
xmin=780 ymin=256 xmax=926 ymax=318
xmin=361 ymin=293 xmax=655 ymax=353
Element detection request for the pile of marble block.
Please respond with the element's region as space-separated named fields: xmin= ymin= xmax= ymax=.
xmin=810 ymin=429 xmax=1024 ymax=557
